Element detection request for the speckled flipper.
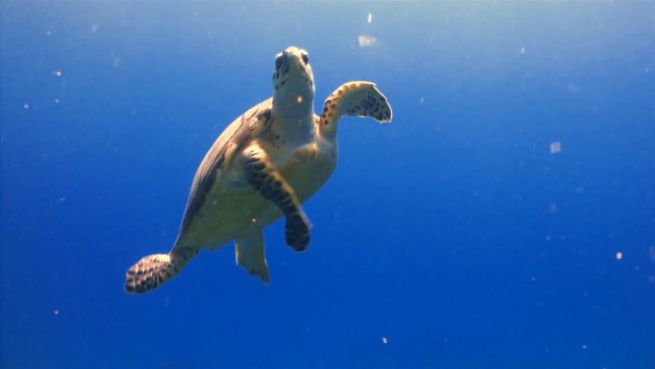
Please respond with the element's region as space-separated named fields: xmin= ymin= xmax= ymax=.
xmin=235 ymin=229 xmax=270 ymax=283
xmin=124 ymin=247 xmax=197 ymax=293
xmin=319 ymin=81 xmax=392 ymax=135
xmin=242 ymin=143 xmax=311 ymax=252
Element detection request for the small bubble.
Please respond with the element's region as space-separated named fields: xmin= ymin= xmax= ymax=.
xmin=615 ymin=251 xmax=623 ymax=260
xmin=367 ymin=13 xmax=373 ymax=24
xmin=54 ymin=97 xmax=60 ymax=104
xmin=581 ymin=344 xmax=587 ymax=350
xmin=54 ymin=70 xmax=62 ymax=77
xmin=53 ymin=309 xmax=60 ymax=315
xmin=23 ymin=103 xmax=30 ymax=110
xmin=520 ymin=47 xmax=526 ymax=55
xmin=550 ymin=141 xmax=561 ymax=154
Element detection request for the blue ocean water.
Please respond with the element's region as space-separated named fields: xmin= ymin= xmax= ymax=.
xmin=1 ymin=2 xmax=654 ymax=368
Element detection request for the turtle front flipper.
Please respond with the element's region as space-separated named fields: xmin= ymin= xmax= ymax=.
xmin=235 ymin=228 xmax=270 ymax=283
xmin=124 ymin=247 xmax=198 ymax=293
xmin=242 ymin=143 xmax=311 ymax=252
xmin=319 ymin=81 xmax=393 ymax=136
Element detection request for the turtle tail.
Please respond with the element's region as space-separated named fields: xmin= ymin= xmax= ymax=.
xmin=124 ymin=247 xmax=197 ymax=294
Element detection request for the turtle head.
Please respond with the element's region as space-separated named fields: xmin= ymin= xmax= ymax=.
xmin=272 ymin=46 xmax=315 ymax=119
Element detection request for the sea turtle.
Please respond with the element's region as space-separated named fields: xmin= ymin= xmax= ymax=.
xmin=125 ymin=46 xmax=392 ymax=293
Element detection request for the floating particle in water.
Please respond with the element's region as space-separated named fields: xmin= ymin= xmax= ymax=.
xmin=548 ymin=202 xmax=559 ymax=214
xmin=581 ymin=344 xmax=587 ymax=350
xmin=54 ymin=97 xmax=60 ymax=104
xmin=381 ymin=337 xmax=388 ymax=344
xmin=23 ymin=103 xmax=30 ymax=110
xmin=567 ymin=83 xmax=581 ymax=94
xmin=91 ymin=24 xmax=99 ymax=33
xmin=53 ymin=309 xmax=60 ymax=315
xmin=649 ymin=275 xmax=655 ymax=283
xmin=358 ymin=35 xmax=377 ymax=48
xmin=520 ymin=47 xmax=526 ymax=55
xmin=54 ymin=70 xmax=62 ymax=77
xmin=649 ymin=246 xmax=655 ymax=261
xmin=550 ymin=141 xmax=561 ymax=154
xmin=58 ymin=197 xmax=66 ymax=203
xmin=296 ymin=95 xmax=303 ymax=104
xmin=46 ymin=29 xmax=52 ymax=37
xmin=419 ymin=97 xmax=425 ymax=104
xmin=367 ymin=13 xmax=373 ymax=24
xmin=615 ymin=251 xmax=623 ymax=260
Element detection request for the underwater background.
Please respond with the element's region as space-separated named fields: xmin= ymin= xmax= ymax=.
xmin=1 ymin=2 xmax=654 ymax=368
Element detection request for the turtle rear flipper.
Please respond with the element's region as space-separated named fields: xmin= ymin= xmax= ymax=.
xmin=235 ymin=229 xmax=270 ymax=284
xmin=124 ymin=247 xmax=197 ymax=293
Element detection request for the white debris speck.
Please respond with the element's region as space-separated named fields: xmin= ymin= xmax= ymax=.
xmin=567 ymin=83 xmax=581 ymax=94
xmin=91 ymin=24 xmax=99 ymax=33
xmin=251 ymin=218 xmax=257 ymax=224
xmin=46 ymin=29 xmax=52 ymax=37
xmin=54 ymin=98 xmax=60 ymax=104
xmin=648 ymin=246 xmax=655 ymax=261
xmin=296 ymin=95 xmax=303 ymax=104
xmin=23 ymin=103 xmax=30 ymax=110
xmin=550 ymin=141 xmax=561 ymax=154
xmin=548 ymin=202 xmax=559 ymax=214
xmin=419 ymin=97 xmax=425 ymax=104
xmin=381 ymin=336 xmax=388 ymax=344
xmin=367 ymin=13 xmax=373 ymax=24
xmin=581 ymin=344 xmax=587 ymax=350
xmin=358 ymin=35 xmax=377 ymax=48
xmin=53 ymin=309 xmax=60 ymax=315
xmin=54 ymin=70 xmax=62 ymax=77
xmin=520 ymin=47 xmax=526 ymax=55
xmin=615 ymin=251 xmax=623 ymax=260
xmin=58 ymin=197 xmax=66 ymax=203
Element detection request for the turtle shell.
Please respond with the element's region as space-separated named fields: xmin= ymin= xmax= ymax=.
xmin=173 ymin=98 xmax=274 ymax=249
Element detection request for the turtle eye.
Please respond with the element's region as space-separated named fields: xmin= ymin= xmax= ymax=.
xmin=301 ymin=53 xmax=309 ymax=64
xmin=275 ymin=55 xmax=284 ymax=70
